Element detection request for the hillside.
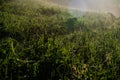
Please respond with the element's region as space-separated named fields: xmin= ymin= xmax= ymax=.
xmin=0 ymin=0 xmax=120 ymax=80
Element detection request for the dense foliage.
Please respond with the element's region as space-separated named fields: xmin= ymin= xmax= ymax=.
xmin=0 ymin=0 xmax=120 ymax=80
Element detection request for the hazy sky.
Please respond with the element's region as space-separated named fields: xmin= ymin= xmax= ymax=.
xmin=46 ymin=0 xmax=120 ymax=17
xmin=69 ymin=0 xmax=120 ymax=17
xmin=68 ymin=0 xmax=119 ymax=10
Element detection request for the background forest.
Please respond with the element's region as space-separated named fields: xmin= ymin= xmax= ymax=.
xmin=0 ymin=0 xmax=120 ymax=80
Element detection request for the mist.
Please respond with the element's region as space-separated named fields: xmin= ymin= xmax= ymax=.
xmin=46 ymin=0 xmax=120 ymax=17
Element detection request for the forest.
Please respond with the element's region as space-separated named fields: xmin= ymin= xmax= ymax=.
xmin=0 ymin=0 xmax=120 ymax=80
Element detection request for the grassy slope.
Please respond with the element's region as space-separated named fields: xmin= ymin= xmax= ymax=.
xmin=0 ymin=0 xmax=120 ymax=80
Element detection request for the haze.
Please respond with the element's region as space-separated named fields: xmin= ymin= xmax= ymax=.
xmin=45 ymin=0 xmax=120 ymax=17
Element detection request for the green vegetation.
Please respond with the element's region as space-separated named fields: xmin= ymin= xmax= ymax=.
xmin=0 ymin=0 xmax=120 ymax=80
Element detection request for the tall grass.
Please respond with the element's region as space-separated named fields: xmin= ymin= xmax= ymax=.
xmin=0 ymin=0 xmax=120 ymax=79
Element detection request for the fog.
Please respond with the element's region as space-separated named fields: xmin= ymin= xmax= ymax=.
xmin=45 ymin=0 xmax=120 ymax=17
xmin=68 ymin=0 xmax=120 ymax=17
